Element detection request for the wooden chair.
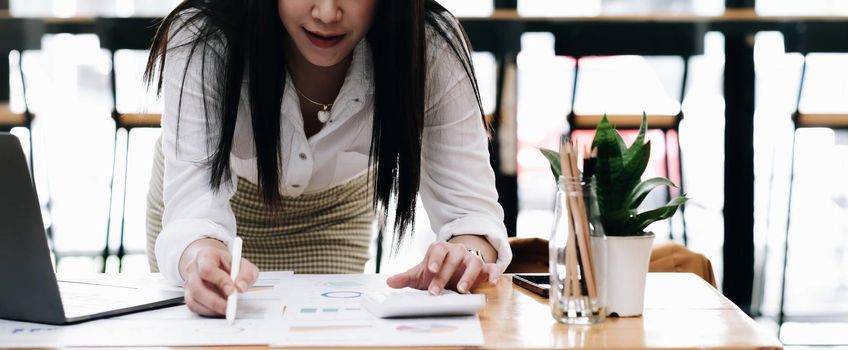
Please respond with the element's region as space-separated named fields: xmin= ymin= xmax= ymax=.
xmin=0 ymin=19 xmax=40 ymax=170
xmin=0 ymin=19 xmax=52 ymax=250
xmin=96 ymin=17 xmax=162 ymax=271
xmin=552 ymin=21 xmax=706 ymax=245
xmin=505 ymin=237 xmax=717 ymax=287
xmin=777 ymin=21 xmax=848 ymax=327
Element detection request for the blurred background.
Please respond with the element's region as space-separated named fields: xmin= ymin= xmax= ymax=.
xmin=1 ymin=0 xmax=847 ymax=348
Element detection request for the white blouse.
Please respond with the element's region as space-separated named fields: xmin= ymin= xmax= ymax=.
xmin=155 ymin=19 xmax=512 ymax=285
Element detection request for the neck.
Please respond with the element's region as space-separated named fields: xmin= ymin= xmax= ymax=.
xmin=285 ymin=39 xmax=353 ymax=105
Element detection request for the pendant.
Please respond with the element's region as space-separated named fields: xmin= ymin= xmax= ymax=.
xmin=317 ymin=110 xmax=331 ymax=123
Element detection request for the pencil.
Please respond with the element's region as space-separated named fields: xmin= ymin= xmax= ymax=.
xmin=560 ymin=138 xmax=581 ymax=298
xmin=563 ymin=142 xmax=598 ymax=300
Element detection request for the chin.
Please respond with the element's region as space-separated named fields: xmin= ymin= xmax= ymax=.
xmin=304 ymin=54 xmax=346 ymax=67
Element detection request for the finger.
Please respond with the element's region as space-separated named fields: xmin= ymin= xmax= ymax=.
xmin=428 ymin=246 xmax=465 ymax=295
xmin=218 ymin=249 xmax=231 ymax=272
xmin=235 ymin=259 xmax=259 ymax=292
xmin=184 ymin=289 xmax=219 ymax=317
xmin=386 ymin=263 xmax=420 ymax=289
xmin=187 ymin=276 xmax=228 ymax=316
xmin=426 ymin=242 xmax=450 ymax=273
xmin=196 ymin=253 xmax=234 ymax=296
xmin=456 ymin=255 xmax=483 ymax=293
xmin=484 ymin=263 xmax=502 ymax=284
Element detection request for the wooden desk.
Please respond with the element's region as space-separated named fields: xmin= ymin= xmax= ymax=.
xmin=38 ymin=273 xmax=780 ymax=349
xmin=476 ymin=273 xmax=780 ymax=350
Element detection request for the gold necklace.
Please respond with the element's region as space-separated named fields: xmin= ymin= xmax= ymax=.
xmin=292 ymin=85 xmax=333 ymax=123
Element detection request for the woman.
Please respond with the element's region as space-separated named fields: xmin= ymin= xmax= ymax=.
xmin=144 ymin=0 xmax=512 ymax=317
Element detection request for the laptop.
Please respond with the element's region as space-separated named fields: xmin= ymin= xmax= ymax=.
xmin=0 ymin=133 xmax=184 ymax=325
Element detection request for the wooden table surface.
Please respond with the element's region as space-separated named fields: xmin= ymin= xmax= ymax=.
xmin=47 ymin=273 xmax=779 ymax=350
xmin=473 ymin=272 xmax=780 ymax=350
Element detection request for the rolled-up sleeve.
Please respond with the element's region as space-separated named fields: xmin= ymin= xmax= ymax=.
xmin=155 ymin=19 xmax=238 ymax=286
xmin=420 ymin=25 xmax=512 ymax=273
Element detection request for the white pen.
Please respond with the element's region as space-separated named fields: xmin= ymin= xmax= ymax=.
xmin=226 ymin=237 xmax=243 ymax=325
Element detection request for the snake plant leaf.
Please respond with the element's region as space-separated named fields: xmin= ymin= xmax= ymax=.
xmin=622 ymin=114 xmax=649 ymax=172
xmin=614 ymin=130 xmax=628 ymax=155
xmin=593 ymin=153 xmax=623 ymax=216
xmin=594 ymin=167 xmax=614 ymax=216
xmin=592 ymin=116 xmax=625 ymax=160
xmin=605 ymin=114 xmax=629 ymax=155
xmin=627 ymin=196 xmax=689 ymax=233
xmin=624 ymin=112 xmax=651 ymax=171
xmin=618 ymin=115 xmax=651 ymax=203
xmin=592 ymin=116 xmax=626 ymax=215
xmin=539 ymin=148 xmax=562 ymax=181
xmin=539 ymin=114 xmax=690 ymax=237
xmin=616 ymin=140 xmax=652 ymax=203
xmin=602 ymin=208 xmax=637 ymax=236
xmin=625 ymin=177 xmax=678 ymax=209
xmin=627 ymin=113 xmax=648 ymax=156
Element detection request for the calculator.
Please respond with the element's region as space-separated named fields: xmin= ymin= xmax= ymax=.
xmin=362 ymin=290 xmax=486 ymax=318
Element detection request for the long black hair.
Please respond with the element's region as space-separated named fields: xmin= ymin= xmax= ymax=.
xmin=144 ymin=0 xmax=484 ymax=243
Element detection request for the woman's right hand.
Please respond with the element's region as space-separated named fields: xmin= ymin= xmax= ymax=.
xmin=179 ymin=238 xmax=259 ymax=317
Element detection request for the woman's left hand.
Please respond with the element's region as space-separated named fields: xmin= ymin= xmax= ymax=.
xmin=386 ymin=241 xmax=500 ymax=294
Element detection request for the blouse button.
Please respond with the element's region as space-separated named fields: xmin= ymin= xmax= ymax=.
xmin=291 ymin=184 xmax=301 ymax=188
xmin=299 ymin=153 xmax=307 ymax=160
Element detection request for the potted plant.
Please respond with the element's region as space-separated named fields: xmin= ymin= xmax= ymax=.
xmin=541 ymin=114 xmax=688 ymax=317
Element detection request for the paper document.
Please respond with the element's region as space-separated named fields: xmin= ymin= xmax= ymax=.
xmin=1 ymin=272 xmax=486 ymax=348
xmin=274 ymin=274 xmax=485 ymax=347
xmin=0 ymin=321 xmax=64 ymax=348
xmin=0 ymin=271 xmax=291 ymax=347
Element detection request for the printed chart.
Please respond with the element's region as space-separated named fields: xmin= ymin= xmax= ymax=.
xmin=275 ymin=274 xmax=484 ymax=347
xmin=0 ymin=273 xmax=485 ymax=347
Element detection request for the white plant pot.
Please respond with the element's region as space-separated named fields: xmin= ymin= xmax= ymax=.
xmin=603 ymin=233 xmax=654 ymax=317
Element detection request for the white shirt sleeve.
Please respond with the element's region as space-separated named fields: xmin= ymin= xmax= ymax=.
xmin=420 ymin=24 xmax=513 ymax=273
xmin=155 ymin=19 xmax=238 ymax=286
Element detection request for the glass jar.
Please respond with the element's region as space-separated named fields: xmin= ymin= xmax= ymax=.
xmin=549 ymin=176 xmax=607 ymax=324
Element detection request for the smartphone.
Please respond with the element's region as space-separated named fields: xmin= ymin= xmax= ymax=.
xmin=512 ymin=273 xmax=550 ymax=298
